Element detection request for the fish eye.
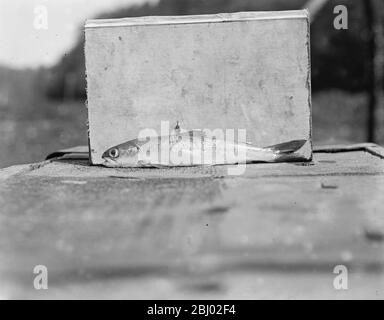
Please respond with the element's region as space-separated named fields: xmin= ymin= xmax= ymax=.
xmin=109 ymin=148 xmax=119 ymax=158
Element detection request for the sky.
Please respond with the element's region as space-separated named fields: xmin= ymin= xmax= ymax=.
xmin=0 ymin=0 xmax=157 ymax=68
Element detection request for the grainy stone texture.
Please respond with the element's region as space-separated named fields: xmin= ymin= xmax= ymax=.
xmin=85 ymin=11 xmax=312 ymax=164
xmin=0 ymin=145 xmax=384 ymax=299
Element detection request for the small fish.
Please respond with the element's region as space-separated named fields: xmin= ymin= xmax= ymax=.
xmin=102 ymin=130 xmax=306 ymax=168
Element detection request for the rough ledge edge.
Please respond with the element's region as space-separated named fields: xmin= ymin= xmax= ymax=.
xmin=0 ymin=160 xmax=52 ymax=181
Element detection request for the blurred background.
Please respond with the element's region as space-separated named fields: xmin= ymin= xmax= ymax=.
xmin=0 ymin=0 xmax=383 ymax=168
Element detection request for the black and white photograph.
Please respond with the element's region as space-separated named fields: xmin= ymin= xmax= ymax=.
xmin=0 ymin=0 xmax=383 ymax=302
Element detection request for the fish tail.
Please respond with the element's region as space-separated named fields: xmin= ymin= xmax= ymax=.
xmin=265 ymin=140 xmax=306 ymax=154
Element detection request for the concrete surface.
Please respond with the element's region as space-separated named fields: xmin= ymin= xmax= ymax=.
xmin=85 ymin=10 xmax=311 ymax=164
xmin=0 ymin=145 xmax=384 ymax=299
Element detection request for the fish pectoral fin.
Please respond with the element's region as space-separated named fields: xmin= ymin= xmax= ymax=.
xmin=137 ymin=160 xmax=170 ymax=169
xmin=265 ymin=140 xmax=307 ymax=154
xmin=137 ymin=160 xmax=154 ymax=167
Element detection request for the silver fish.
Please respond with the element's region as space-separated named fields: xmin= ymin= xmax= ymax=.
xmin=102 ymin=130 xmax=306 ymax=168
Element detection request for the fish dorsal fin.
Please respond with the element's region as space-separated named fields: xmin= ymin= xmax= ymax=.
xmin=174 ymin=121 xmax=181 ymax=135
xmin=266 ymin=140 xmax=307 ymax=154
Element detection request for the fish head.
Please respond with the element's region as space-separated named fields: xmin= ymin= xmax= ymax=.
xmin=102 ymin=141 xmax=141 ymax=167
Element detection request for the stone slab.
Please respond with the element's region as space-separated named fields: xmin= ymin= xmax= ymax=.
xmin=1 ymin=145 xmax=383 ymax=299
